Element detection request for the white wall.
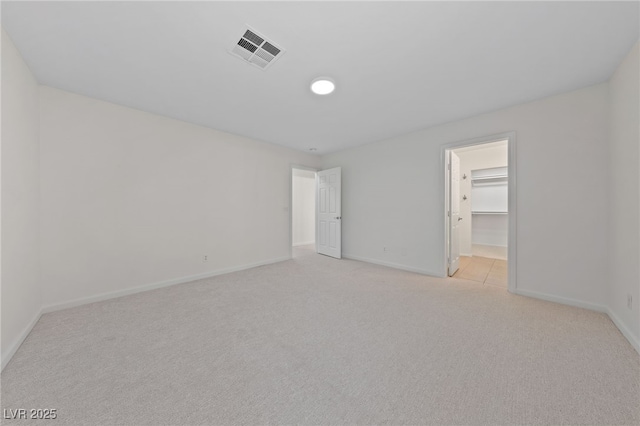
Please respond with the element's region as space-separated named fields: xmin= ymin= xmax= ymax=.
xmin=3 ymin=33 xmax=637 ymax=369
xmin=1 ymin=30 xmax=42 ymax=369
xmin=38 ymin=87 xmax=321 ymax=309
xmin=471 ymin=215 xmax=508 ymax=248
xmin=292 ymin=169 xmax=316 ymax=246
xmin=323 ymin=83 xmax=609 ymax=309
xmin=608 ymin=41 xmax=639 ymax=350
xmin=455 ymin=144 xmax=508 ymax=254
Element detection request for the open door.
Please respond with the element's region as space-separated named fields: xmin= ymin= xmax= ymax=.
xmin=317 ymin=167 xmax=341 ymax=258
xmin=448 ymin=152 xmax=461 ymax=276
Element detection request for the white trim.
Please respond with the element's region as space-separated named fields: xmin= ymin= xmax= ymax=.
xmin=42 ymin=256 xmax=290 ymax=314
xmin=472 ymin=243 xmax=508 ymax=248
xmin=507 ymin=135 xmax=517 ymax=294
xmin=514 ymin=289 xmax=640 ymax=354
xmin=606 ymin=307 xmax=640 ymax=355
xmin=1 ymin=308 xmax=43 ymax=371
xmin=441 ymin=132 xmax=517 ymax=292
xmin=513 ymin=288 xmax=607 ymax=313
xmin=342 ymin=253 xmax=444 ymax=278
xmin=293 ymin=241 xmax=315 ymax=247
xmin=2 ymin=255 xmax=287 ymax=370
xmin=4 ymin=259 xmax=639 ymax=371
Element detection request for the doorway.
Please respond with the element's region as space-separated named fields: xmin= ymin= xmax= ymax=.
xmin=443 ymin=133 xmax=517 ymax=292
xmin=291 ymin=167 xmax=317 ymax=258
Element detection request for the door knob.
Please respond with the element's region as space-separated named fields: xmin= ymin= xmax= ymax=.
xmin=335 ymin=216 xmax=341 ymax=220
xmin=458 ymin=217 xmax=463 ymax=221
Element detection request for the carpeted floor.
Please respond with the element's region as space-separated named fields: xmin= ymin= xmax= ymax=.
xmin=2 ymin=245 xmax=639 ymax=425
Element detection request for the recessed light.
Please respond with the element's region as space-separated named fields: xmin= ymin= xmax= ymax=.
xmin=310 ymin=78 xmax=335 ymax=95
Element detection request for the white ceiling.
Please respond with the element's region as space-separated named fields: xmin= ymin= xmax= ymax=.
xmin=2 ymin=1 xmax=638 ymax=155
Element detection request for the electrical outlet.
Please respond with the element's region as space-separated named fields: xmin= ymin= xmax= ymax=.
xmin=383 ymin=246 xmax=388 ymax=252
xmin=203 ymin=255 xmax=209 ymax=263
xmin=627 ymin=294 xmax=633 ymax=310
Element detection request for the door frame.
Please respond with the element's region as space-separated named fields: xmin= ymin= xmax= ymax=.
xmin=441 ymin=132 xmax=517 ymax=293
xmin=447 ymin=150 xmax=462 ymax=276
xmin=289 ymin=164 xmax=318 ymax=260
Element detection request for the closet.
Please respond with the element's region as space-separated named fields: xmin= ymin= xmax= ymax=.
xmin=471 ymin=166 xmax=508 ymax=248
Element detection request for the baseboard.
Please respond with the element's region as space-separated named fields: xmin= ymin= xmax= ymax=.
xmin=460 ymin=252 xmax=473 ymax=257
xmin=4 ymin=256 xmax=290 ymax=371
xmin=342 ymin=253 xmax=444 ymax=278
xmin=42 ymin=256 xmax=290 ymax=314
xmin=606 ymin=307 xmax=640 ymax=355
xmin=510 ymin=289 xmax=640 ymax=354
xmin=7 ymin=256 xmax=637 ymax=373
xmin=512 ymin=288 xmax=607 ymax=313
xmin=293 ymin=241 xmax=315 ymax=247
xmin=1 ymin=308 xmax=43 ymax=372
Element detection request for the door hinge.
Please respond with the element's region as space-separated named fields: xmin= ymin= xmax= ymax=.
xmin=447 ymin=211 xmax=450 ymax=217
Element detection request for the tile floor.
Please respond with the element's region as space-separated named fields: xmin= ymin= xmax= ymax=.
xmin=453 ymin=255 xmax=508 ymax=288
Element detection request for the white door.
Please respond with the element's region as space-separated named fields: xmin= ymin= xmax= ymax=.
xmin=317 ymin=167 xmax=341 ymax=259
xmin=448 ymin=152 xmax=461 ymax=276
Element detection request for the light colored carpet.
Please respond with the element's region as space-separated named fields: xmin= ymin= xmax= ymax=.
xmin=2 ymin=245 xmax=639 ymax=425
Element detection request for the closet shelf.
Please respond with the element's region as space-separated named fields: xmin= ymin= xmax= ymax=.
xmin=471 ymin=211 xmax=508 ymax=215
xmin=471 ymin=175 xmax=507 ymax=180
xmin=471 ymin=176 xmax=508 ymax=185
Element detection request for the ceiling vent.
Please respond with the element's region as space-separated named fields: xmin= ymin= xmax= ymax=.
xmin=230 ymin=27 xmax=285 ymax=70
